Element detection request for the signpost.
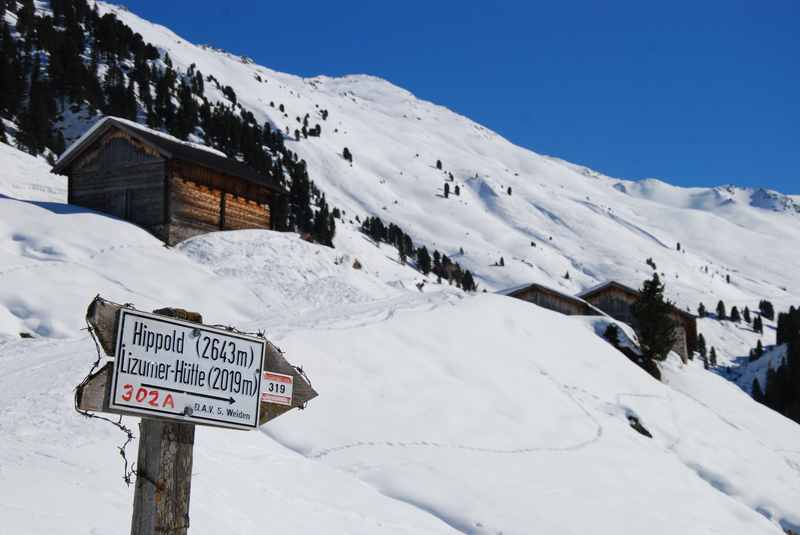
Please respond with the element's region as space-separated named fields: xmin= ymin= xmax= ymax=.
xmin=111 ymin=308 xmax=265 ymax=430
xmin=75 ymin=296 xmax=318 ymax=535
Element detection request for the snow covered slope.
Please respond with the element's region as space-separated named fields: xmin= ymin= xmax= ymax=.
xmin=1 ymin=146 xmax=799 ymax=534
xmin=94 ymin=2 xmax=800 ymax=366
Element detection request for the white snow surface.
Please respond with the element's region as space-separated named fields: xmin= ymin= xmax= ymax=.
xmin=0 ymin=147 xmax=799 ymax=534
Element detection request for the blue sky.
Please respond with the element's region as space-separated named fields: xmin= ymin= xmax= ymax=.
xmin=123 ymin=0 xmax=798 ymax=193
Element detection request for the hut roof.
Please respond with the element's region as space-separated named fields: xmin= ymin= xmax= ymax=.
xmin=52 ymin=116 xmax=282 ymax=192
xmin=578 ymin=280 xmax=696 ymax=320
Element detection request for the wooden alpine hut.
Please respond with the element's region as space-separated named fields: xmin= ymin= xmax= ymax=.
xmin=51 ymin=116 xmax=284 ymax=245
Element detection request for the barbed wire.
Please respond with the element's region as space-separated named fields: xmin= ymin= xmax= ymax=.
xmin=74 ymin=311 xmax=137 ymax=486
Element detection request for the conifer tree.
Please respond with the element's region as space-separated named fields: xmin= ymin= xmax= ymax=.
xmin=709 ymin=346 xmax=717 ymax=366
xmin=753 ymin=315 xmax=764 ymax=334
xmin=696 ymin=333 xmax=707 ymax=359
xmin=755 ymin=339 xmax=764 ymax=358
xmin=752 ymin=378 xmax=764 ymax=403
xmin=436 ymin=159 xmax=442 ymax=170
xmin=716 ymin=300 xmax=727 ymax=320
xmin=632 ymin=273 xmax=678 ymax=364
xmin=698 ymin=302 xmax=707 ymax=318
xmin=462 ymin=270 xmax=476 ymax=292
xmin=603 ymin=324 xmax=621 ymax=348
xmin=444 ymin=182 xmax=449 ymax=198
xmin=416 ymin=246 xmax=431 ymax=275
xmin=730 ymin=306 xmax=741 ymax=323
xmin=743 ymin=306 xmax=751 ymax=324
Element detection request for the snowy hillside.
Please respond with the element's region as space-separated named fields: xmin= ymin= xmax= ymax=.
xmin=1 ymin=132 xmax=800 ymax=534
xmin=93 ymin=2 xmax=800 ymax=365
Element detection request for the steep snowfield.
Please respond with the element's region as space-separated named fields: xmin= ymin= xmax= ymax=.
xmin=92 ymin=2 xmax=800 ymax=365
xmin=1 ymin=147 xmax=800 ymax=534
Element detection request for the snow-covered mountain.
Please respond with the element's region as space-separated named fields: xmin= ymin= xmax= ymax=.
xmin=2 ymin=148 xmax=800 ymax=534
xmin=90 ymin=3 xmax=799 ymax=334
xmin=1 ymin=2 xmax=799 ymax=534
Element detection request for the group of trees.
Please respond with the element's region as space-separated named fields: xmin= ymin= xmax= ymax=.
xmin=753 ymin=306 xmax=800 ymax=424
xmin=698 ymin=300 xmax=764 ymax=333
xmin=0 ymin=0 xmax=336 ymax=245
xmin=360 ymin=215 xmax=477 ymax=291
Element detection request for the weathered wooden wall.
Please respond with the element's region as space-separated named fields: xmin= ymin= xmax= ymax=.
xmin=513 ymin=286 xmax=595 ymax=317
xmin=166 ymin=165 xmax=271 ymax=245
xmin=68 ymin=131 xmax=167 ymax=240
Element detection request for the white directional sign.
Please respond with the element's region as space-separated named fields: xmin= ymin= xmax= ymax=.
xmin=110 ymin=309 xmax=265 ymax=430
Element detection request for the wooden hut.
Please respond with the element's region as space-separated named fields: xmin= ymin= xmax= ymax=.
xmin=578 ymin=281 xmax=698 ymax=361
xmin=51 ymin=117 xmax=284 ymax=245
xmin=504 ymin=282 xmax=602 ymax=317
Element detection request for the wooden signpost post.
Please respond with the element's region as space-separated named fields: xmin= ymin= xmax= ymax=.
xmin=76 ymin=296 xmax=318 ymax=535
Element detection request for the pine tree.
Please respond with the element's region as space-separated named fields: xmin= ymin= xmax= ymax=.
xmin=342 ymin=147 xmax=352 ymax=162
xmin=604 ymin=324 xmax=621 ymax=348
xmin=17 ymin=56 xmax=56 ymax=155
xmin=753 ymin=315 xmax=764 ymax=334
xmin=698 ymin=302 xmax=707 ymax=318
xmin=507 ymin=186 xmax=512 ymax=195
xmin=743 ymin=306 xmax=751 ymax=324
xmin=632 ymin=273 xmax=678 ymax=364
xmin=697 ymin=333 xmax=707 ymax=359
xmin=716 ymin=300 xmax=727 ymax=320
xmin=755 ymin=339 xmax=764 ymax=358
xmin=462 ymin=270 xmax=476 ymax=292
xmin=454 ymin=185 xmax=460 ymax=196
xmin=499 ymin=256 xmax=504 ymax=267
xmin=436 ymin=159 xmax=442 ymax=170
xmin=416 ymin=246 xmax=431 ymax=275
xmin=730 ymin=306 xmax=741 ymax=323
xmin=752 ymin=378 xmax=764 ymax=403
xmin=709 ymin=346 xmax=717 ymax=366
xmin=0 ymin=21 xmax=21 ymax=115
xmin=759 ymin=300 xmax=775 ymax=320
xmin=444 ymin=182 xmax=449 ymax=198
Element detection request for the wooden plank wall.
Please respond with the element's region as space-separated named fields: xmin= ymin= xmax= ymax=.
xmin=222 ymin=193 xmax=270 ymax=231
xmin=68 ymin=131 xmax=167 ymax=239
xmin=515 ymin=287 xmax=589 ymax=316
xmin=167 ymin=172 xmax=271 ymax=244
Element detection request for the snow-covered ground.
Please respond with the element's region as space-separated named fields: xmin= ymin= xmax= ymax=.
xmin=1 ymin=147 xmax=799 ymax=534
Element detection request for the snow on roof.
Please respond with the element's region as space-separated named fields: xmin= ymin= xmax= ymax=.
xmin=52 ymin=116 xmax=281 ymax=191
xmin=54 ymin=116 xmax=226 ymax=168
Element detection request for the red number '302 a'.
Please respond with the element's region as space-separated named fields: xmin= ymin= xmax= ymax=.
xmin=121 ymin=384 xmax=175 ymax=409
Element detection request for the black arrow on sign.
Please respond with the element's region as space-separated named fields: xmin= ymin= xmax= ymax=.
xmin=142 ymin=384 xmax=235 ymax=404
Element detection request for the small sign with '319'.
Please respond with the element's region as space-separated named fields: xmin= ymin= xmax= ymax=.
xmin=262 ymin=371 xmax=293 ymax=406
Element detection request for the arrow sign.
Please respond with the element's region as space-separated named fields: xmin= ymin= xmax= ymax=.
xmin=143 ymin=384 xmax=236 ymax=405
xmin=77 ymin=296 xmax=318 ymax=428
xmin=109 ymin=308 xmax=265 ymax=429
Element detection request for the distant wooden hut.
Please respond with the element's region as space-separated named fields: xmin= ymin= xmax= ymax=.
xmin=578 ymin=281 xmax=697 ymax=361
xmin=504 ymin=282 xmax=602 ymax=317
xmin=51 ymin=117 xmax=284 ymax=245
